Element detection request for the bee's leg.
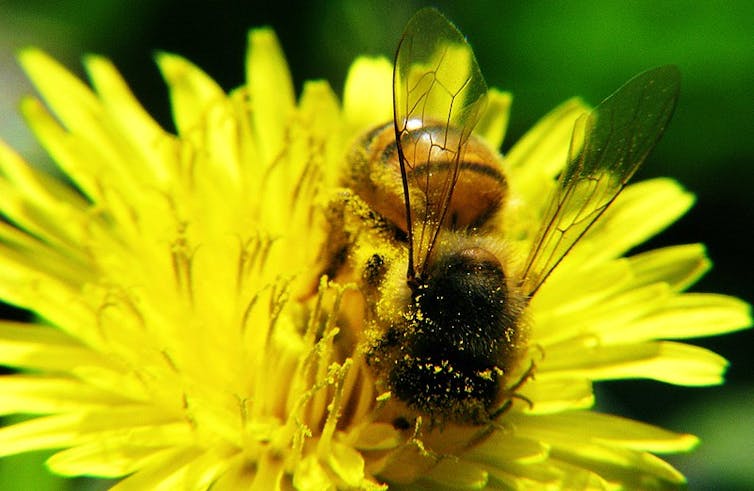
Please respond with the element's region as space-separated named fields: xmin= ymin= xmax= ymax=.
xmin=487 ymin=360 xmax=537 ymax=421
xmin=508 ymin=360 xmax=537 ymax=395
xmin=501 ymin=345 xmax=544 ymax=411
xmin=488 ymin=399 xmax=514 ymax=421
xmin=463 ymin=361 xmax=538 ymax=450
xmin=405 ymin=417 xmax=458 ymax=464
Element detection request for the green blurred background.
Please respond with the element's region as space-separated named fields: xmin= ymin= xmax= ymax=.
xmin=0 ymin=0 xmax=751 ymax=489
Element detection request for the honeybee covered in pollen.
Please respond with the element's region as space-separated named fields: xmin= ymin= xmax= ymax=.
xmin=323 ymin=8 xmax=680 ymax=427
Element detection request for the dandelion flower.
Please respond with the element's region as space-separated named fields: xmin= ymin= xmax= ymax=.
xmin=0 ymin=18 xmax=750 ymax=491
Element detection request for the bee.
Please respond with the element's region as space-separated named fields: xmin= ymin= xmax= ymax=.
xmin=324 ymin=8 xmax=680 ymax=426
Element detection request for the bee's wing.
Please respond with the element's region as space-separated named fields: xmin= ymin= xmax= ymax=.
xmin=520 ymin=65 xmax=681 ymax=295
xmin=393 ymin=8 xmax=488 ymax=281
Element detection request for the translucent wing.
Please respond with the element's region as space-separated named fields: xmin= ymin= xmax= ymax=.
xmin=393 ymin=8 xmax=488 ymax=283
xmin=520 ymin=65 xmax=681 ymax=295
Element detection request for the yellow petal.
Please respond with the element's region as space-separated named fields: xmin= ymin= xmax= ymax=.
xmin=294 ymin=454 xmax=331 ymax=491
xmin=107 ymin=447 xmax=205 ymax=491
xmin=0 ymin=408 xmax=189 ymax=458
xmin=202 ymin=454 xmax=253 ymax=490
xmin=506 ymin=97 xmax=588 ymax=177
xmin=83 ymin=54 xmax=171 ymax=182
xmin=615 ymin=293 xmax=752 ymax=342
xmin=574 ymin=178 xmax=695 ymax=266
xmin=0 ymin=137 xmax=94 ymax=251
xmin=343 ymin=56 xmax=393 ymax=133
xmin=287 ymin=79 xmax=343 ymax=194
xmin=19 ymin=49 xmax=103 ymax=136
xmin=0 ymin=263 xmax=97 ymax=344
xmin=156 ymin=52 xmax=226 ymax=138
xmin=0 ymin=375 xmax=125 ymax=416
xmin=550 ymin=444 xmax=687 ymax=487
xmin=327 ymin=441 xmax=368 ymax=487
xmin=475 ymin=88 xmax=512 ymax=150
xmin=466 ymin=433 xmax=549 ymax=465
xmin=512 ymin=411 xmax=696 ymax=485
xmin=350 ymin=423 xmax=402 ymax=451
xmin=20 ymin=95 xmax=129 ymax=204
xmin=628 ymin=243 xmax=711 ymax=292
xmin=513 ymin=411 xmax=698 ymax=453
xmin=19 ymin=52 xmax=148 ymax=204
xmin=0 ymin=322 xmax=105 ymax=372
xmin=485 ymin=459 xmax=564 ymax=489
xmin=541 ymin=340 xmax=729 ymax=386
xmin=532 ymin=259 xmax=634 ymax=344
xmin=423 ymin=457 xmax=489 ymax=489
xmin=0 ymin=137 xmax=87 ymax=211
xmin=500 ymin=98 xmax=589 ymax=240
xmin=246 ymin=28 xmax=295 ymax=165
xmin=520 ymin=377 xmax=595 ymax=414
xmin=0 ymin=219 xmax=90 ymax=285
xmin=47 ymin=443 xmax=170 ymax=478
xmin=536 ymin=282 xmax=671 ymax=348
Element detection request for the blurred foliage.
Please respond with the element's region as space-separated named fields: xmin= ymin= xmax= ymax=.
xmin=0 ymin=0 xmax=751 ymax=488
xmin=0 ymin=418 xmax=66 ymax=490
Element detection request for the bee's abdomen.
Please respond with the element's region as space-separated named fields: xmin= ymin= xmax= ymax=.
xmin=347 ymin=123 xmax=507 ymax=232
